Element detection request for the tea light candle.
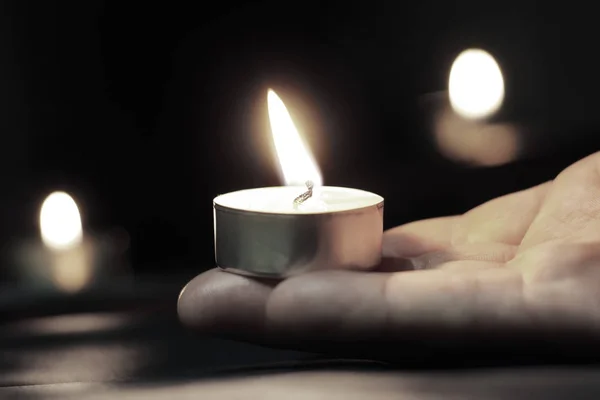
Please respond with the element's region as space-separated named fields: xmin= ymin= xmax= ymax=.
xmin=214 ymin=90 xmax=384 ymax=278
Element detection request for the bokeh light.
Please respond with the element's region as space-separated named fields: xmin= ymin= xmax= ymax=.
xmin=40 ymin=191 xmax=83 ymax=250
xmin=449 ymin=49 xmax=505 ymax=120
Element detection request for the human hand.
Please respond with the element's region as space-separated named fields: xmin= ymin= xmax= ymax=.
xmin=178 ymin=152 xmax=600 ymax=361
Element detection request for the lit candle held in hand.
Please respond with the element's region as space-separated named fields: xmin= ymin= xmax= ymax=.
xmin=213 ymin=90 xmax=384 ymax=278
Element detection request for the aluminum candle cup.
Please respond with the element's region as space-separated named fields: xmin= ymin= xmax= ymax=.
xmin=213 ymin=186 xmax=384 ymax=278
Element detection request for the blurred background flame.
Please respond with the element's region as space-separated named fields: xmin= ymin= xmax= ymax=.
xmin=448 ymin=49 xmax=505 ymax=120
xmin=40 ymin=192 xmax=83 ymax=251
xmin=39 ymin=192 xmax=92 ymax=293
xmin=428 ymin=48 xmax=520 ymax=166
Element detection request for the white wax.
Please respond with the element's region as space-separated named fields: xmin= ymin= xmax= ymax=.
xmin=214 ymin=186 xmax=383 ymax=214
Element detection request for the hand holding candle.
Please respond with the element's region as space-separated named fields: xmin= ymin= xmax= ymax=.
xmin=213 ymin=90 xmax=384 ymax=278
xmin=182 ymin=152 xmax=600 ymax=360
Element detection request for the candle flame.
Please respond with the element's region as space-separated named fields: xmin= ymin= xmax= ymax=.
xmin=40 ymin=191 xmax=83 ymax=250
xmin=267 ymin=89 xmax=322 ymax=186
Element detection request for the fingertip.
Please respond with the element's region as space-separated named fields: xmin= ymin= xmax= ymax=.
xmin=177 ymin=269 xmax=219 ymax=329
xmin=382 ymin=217 xmax=456 ymax=258
xmin=177 ymin=268 xmax=275 ymax=335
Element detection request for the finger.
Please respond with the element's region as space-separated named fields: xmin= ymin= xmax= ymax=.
xmin=178 ymin=269 xmax=274 ymax=336
xmin=178 ymin=266 xmax=523 ymax=348
xmin=383 ymin=221 xmax=517 ymax=270
xmin=382 ymin=217 xmax=457 ymax=258
xmin=180 ymin=263 xmax=600 ymax=361
xmin=453 ymin=181 xmax=551 ymax=246
xmin=520 ymin=151 xmax=600 ymax=251
xmin=384 ymin=182 xmax=550 ymax=268
xmin=408 ymin=242 xmax=515 ymax=270
xmin=177 ymin=257 xmax=506 ymax=340
xmin=264 ymin=268 xmax=527 ymax=344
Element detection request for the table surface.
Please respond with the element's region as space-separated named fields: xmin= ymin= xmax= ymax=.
xmin=3 ymin=280 xmax=600 ymax=399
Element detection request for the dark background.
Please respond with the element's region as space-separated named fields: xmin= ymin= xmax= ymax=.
xmin=1 ymin=0 xmax=599 ymax=275
xmin=5 ymin=1 xmax=600 ymax=396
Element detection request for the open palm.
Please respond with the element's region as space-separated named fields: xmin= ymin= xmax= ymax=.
xmin=178 ymin=152 xmax=600 ymax=359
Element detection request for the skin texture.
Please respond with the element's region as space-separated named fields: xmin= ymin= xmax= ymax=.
xmin=178 ymin=152 xmax=600 ymax=361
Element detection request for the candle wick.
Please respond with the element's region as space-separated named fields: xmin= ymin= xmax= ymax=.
xmin=293 ymin=180 xmax=314 ymax=206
